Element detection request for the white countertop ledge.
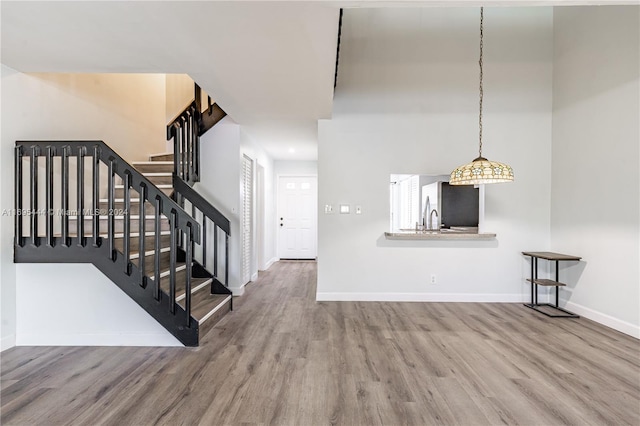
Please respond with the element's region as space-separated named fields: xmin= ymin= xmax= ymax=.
xmin=384 ymin=231 xmax=497 ymax=240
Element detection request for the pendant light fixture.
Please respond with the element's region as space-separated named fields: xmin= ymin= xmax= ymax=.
xmin=450 ymin=8 xmax=514 ymax=186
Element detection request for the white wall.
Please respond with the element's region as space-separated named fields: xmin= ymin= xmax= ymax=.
xmin=0 ymin=70 xmax=15 ymax=351
xmin=15 ymin=264 xmax=181 ymax=346
xmin=194 ymin=118 xmax=277 ymax=293
xmin=165 ymin=73 xmax=194 ymax=152
xmin=2 ymin=70 xmax=167 ymax=161
xmin=196 ymin=126 xmax=280 ymax=284
xmin=166 ymin=73 xmax=194 ymax=123
xmin=1 ymin=68 xmax=170 ymax=348
xmin=241 ymin=129 xmax=277 ymax=273
xmin=274 ymin=160 xmax=318 ymax=177
xmin=551 ymin=6 xmax=639 ymax=337
xmin=318 ymin=8 xmax=554 ymax=301
xmin=194 ymin=117 xmax=243 ymax=294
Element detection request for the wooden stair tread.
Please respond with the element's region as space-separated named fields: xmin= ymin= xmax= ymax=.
xmin=129 ymin=247 xmax=170 ymax=259
xmin=156 ymin=267 xmax=205 ymax=296
xmin=132 ymin=252 xmax=171 ymax=274
xmin=192 ymin=291 xmax=232 ymax=338
xmin=131 ymin=162 xmax=174 ymax=173
xmin=98 ymin=200 xmax=157 ymax=214
xmin=115 ymin=234 xmax=171 ymax=252
xmin=191 ymin=292 xmax=231 ymax=323
xmin=526 ymin=278 xmax=566 ymax=287
xmin=149 ymin=153 xmax=174 ymax=161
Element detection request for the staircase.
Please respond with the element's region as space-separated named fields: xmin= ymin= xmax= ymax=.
xmin=14 ymin=87 xmax=232 ymax=346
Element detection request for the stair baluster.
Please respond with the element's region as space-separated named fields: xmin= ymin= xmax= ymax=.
xmin=108 ymin=158 xmax=115 ymax=260
xmin=77 ymin=147 xmax=85 ymax=247
xmin=92 ymin=145 xmax=101 ymax=248
xmin=139 ymin=182 xmax=147 ymax=287
xmin=15 ymin=146 xmax=23 ymax=248
xmin=185 ymin=223 xmax=193 ymax=326
xmin=45 ymin=146 xmax=54 ymax=247
xmin=123 ymin=170 xmax=131 ymax=275
xmin=61 ymin=146 xmax=70 ymax=247
xmin=30 ymin=146 xmax=38 ymax=247
xmin=169 ymin=209 xmax=178 ymax=314
xmin=154 ymin=196 xmax=163 ymax=301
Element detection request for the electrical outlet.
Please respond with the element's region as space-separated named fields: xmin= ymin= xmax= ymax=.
xmin=430 ymin=274 xmax=437 ymax=284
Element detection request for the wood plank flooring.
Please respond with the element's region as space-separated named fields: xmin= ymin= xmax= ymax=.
xmin=2 ymin=261 xmax=639 ymax=425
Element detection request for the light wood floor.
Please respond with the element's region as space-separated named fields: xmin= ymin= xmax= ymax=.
xmin=2 ymin=261 xmax=639 ymax=425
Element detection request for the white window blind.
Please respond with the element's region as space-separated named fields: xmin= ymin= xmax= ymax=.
xmin=242 ymin=155 xmax=253 ymax=284
xmin=399 ymin=175 xmax=419 ymax=230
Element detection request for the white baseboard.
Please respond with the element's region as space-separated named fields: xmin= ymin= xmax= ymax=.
xmin=251 ymin=272 xmax=259 ymax=282
xmin=563 ymin=301 xmax=640 ymax=339
xmin=15 ymin=333 xmax=183 ymax=347
xmin=1 ymin=334 xmax=16 ymax=352
xmin=263 ymin=257 xmax=278 ymax=270
xmin=316 ymin=292 xmax=527 ymax=303
xmin=228 ymin=285 xmax=245 ymax=296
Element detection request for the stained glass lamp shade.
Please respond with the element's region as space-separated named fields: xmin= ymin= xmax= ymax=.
xmin=450 ymin=156 xmax=514 ymax=185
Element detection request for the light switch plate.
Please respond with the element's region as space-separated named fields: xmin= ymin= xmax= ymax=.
xmin=340 ymin=204 xmax=350 ymax=214
xmin=324 ymin=204 xmax=334 ymax=214
xmin=355 ymin=205 xmax=362 ymax=214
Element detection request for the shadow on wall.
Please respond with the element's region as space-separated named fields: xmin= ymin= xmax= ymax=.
xmin=559 ymin=260 xmax=587 ymax=302
xmin=376 ymin=233 xmax=499 ymax=249
xmin=335 ymin=7 xmax=553 ymax=115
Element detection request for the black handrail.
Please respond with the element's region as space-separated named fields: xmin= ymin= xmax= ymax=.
xmin=14 ymin=140 xmax=202 ymax=345
xmin=173 ymin=178 xmax=230 ymax=235
xmin=173 ymin=177 xmax=231 ymax=286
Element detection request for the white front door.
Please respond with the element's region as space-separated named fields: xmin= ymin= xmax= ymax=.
xmin=277 ymin=176 xmax=317 ymax=259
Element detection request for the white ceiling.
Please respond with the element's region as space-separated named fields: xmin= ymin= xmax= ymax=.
xmin=1 ymin=1 xmax=340 ymax=160
xmin=1 ymin=0 xmax=633 ymax=160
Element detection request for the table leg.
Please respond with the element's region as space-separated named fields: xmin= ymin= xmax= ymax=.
xmin=534 ymin=257 xmax=538 ymax=305
xmin=530 ymin=256 xmax=534 ymax=304
xmin=556 ymin=260 xmax=560 ymax=308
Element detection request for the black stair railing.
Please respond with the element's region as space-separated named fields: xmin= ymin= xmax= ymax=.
xmin=167 ymin=84 xmax=227 ymax=186
xmin=167 ymin=84 xmax=231 ymax=295
xmin=14 ymin=140 xmax=202 ymax=346
xmin=173 ymin=178 xmax=231 ymax=290
xmin=168 ymin=101 xmax=199 ymax=186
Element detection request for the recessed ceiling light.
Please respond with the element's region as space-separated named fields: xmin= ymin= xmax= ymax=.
xmin=288 ymin=148 xmax=295 ymax=153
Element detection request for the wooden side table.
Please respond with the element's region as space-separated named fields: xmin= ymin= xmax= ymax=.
xmin=522 ymin=251 xmax=581 ymax=318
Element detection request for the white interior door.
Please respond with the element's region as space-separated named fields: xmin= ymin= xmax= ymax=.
xmin=277 ymin=176 xmax=317 ymax=259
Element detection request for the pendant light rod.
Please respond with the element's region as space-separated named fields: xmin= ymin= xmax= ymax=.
xmin=478 ymin=7 xmax=484 ymax=160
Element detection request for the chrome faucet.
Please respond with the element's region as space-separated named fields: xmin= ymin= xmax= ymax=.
xmin=423 ymin=196 xmax=431 ymax=230
xmin=429 ymin=209 xmax=439 ymax=230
